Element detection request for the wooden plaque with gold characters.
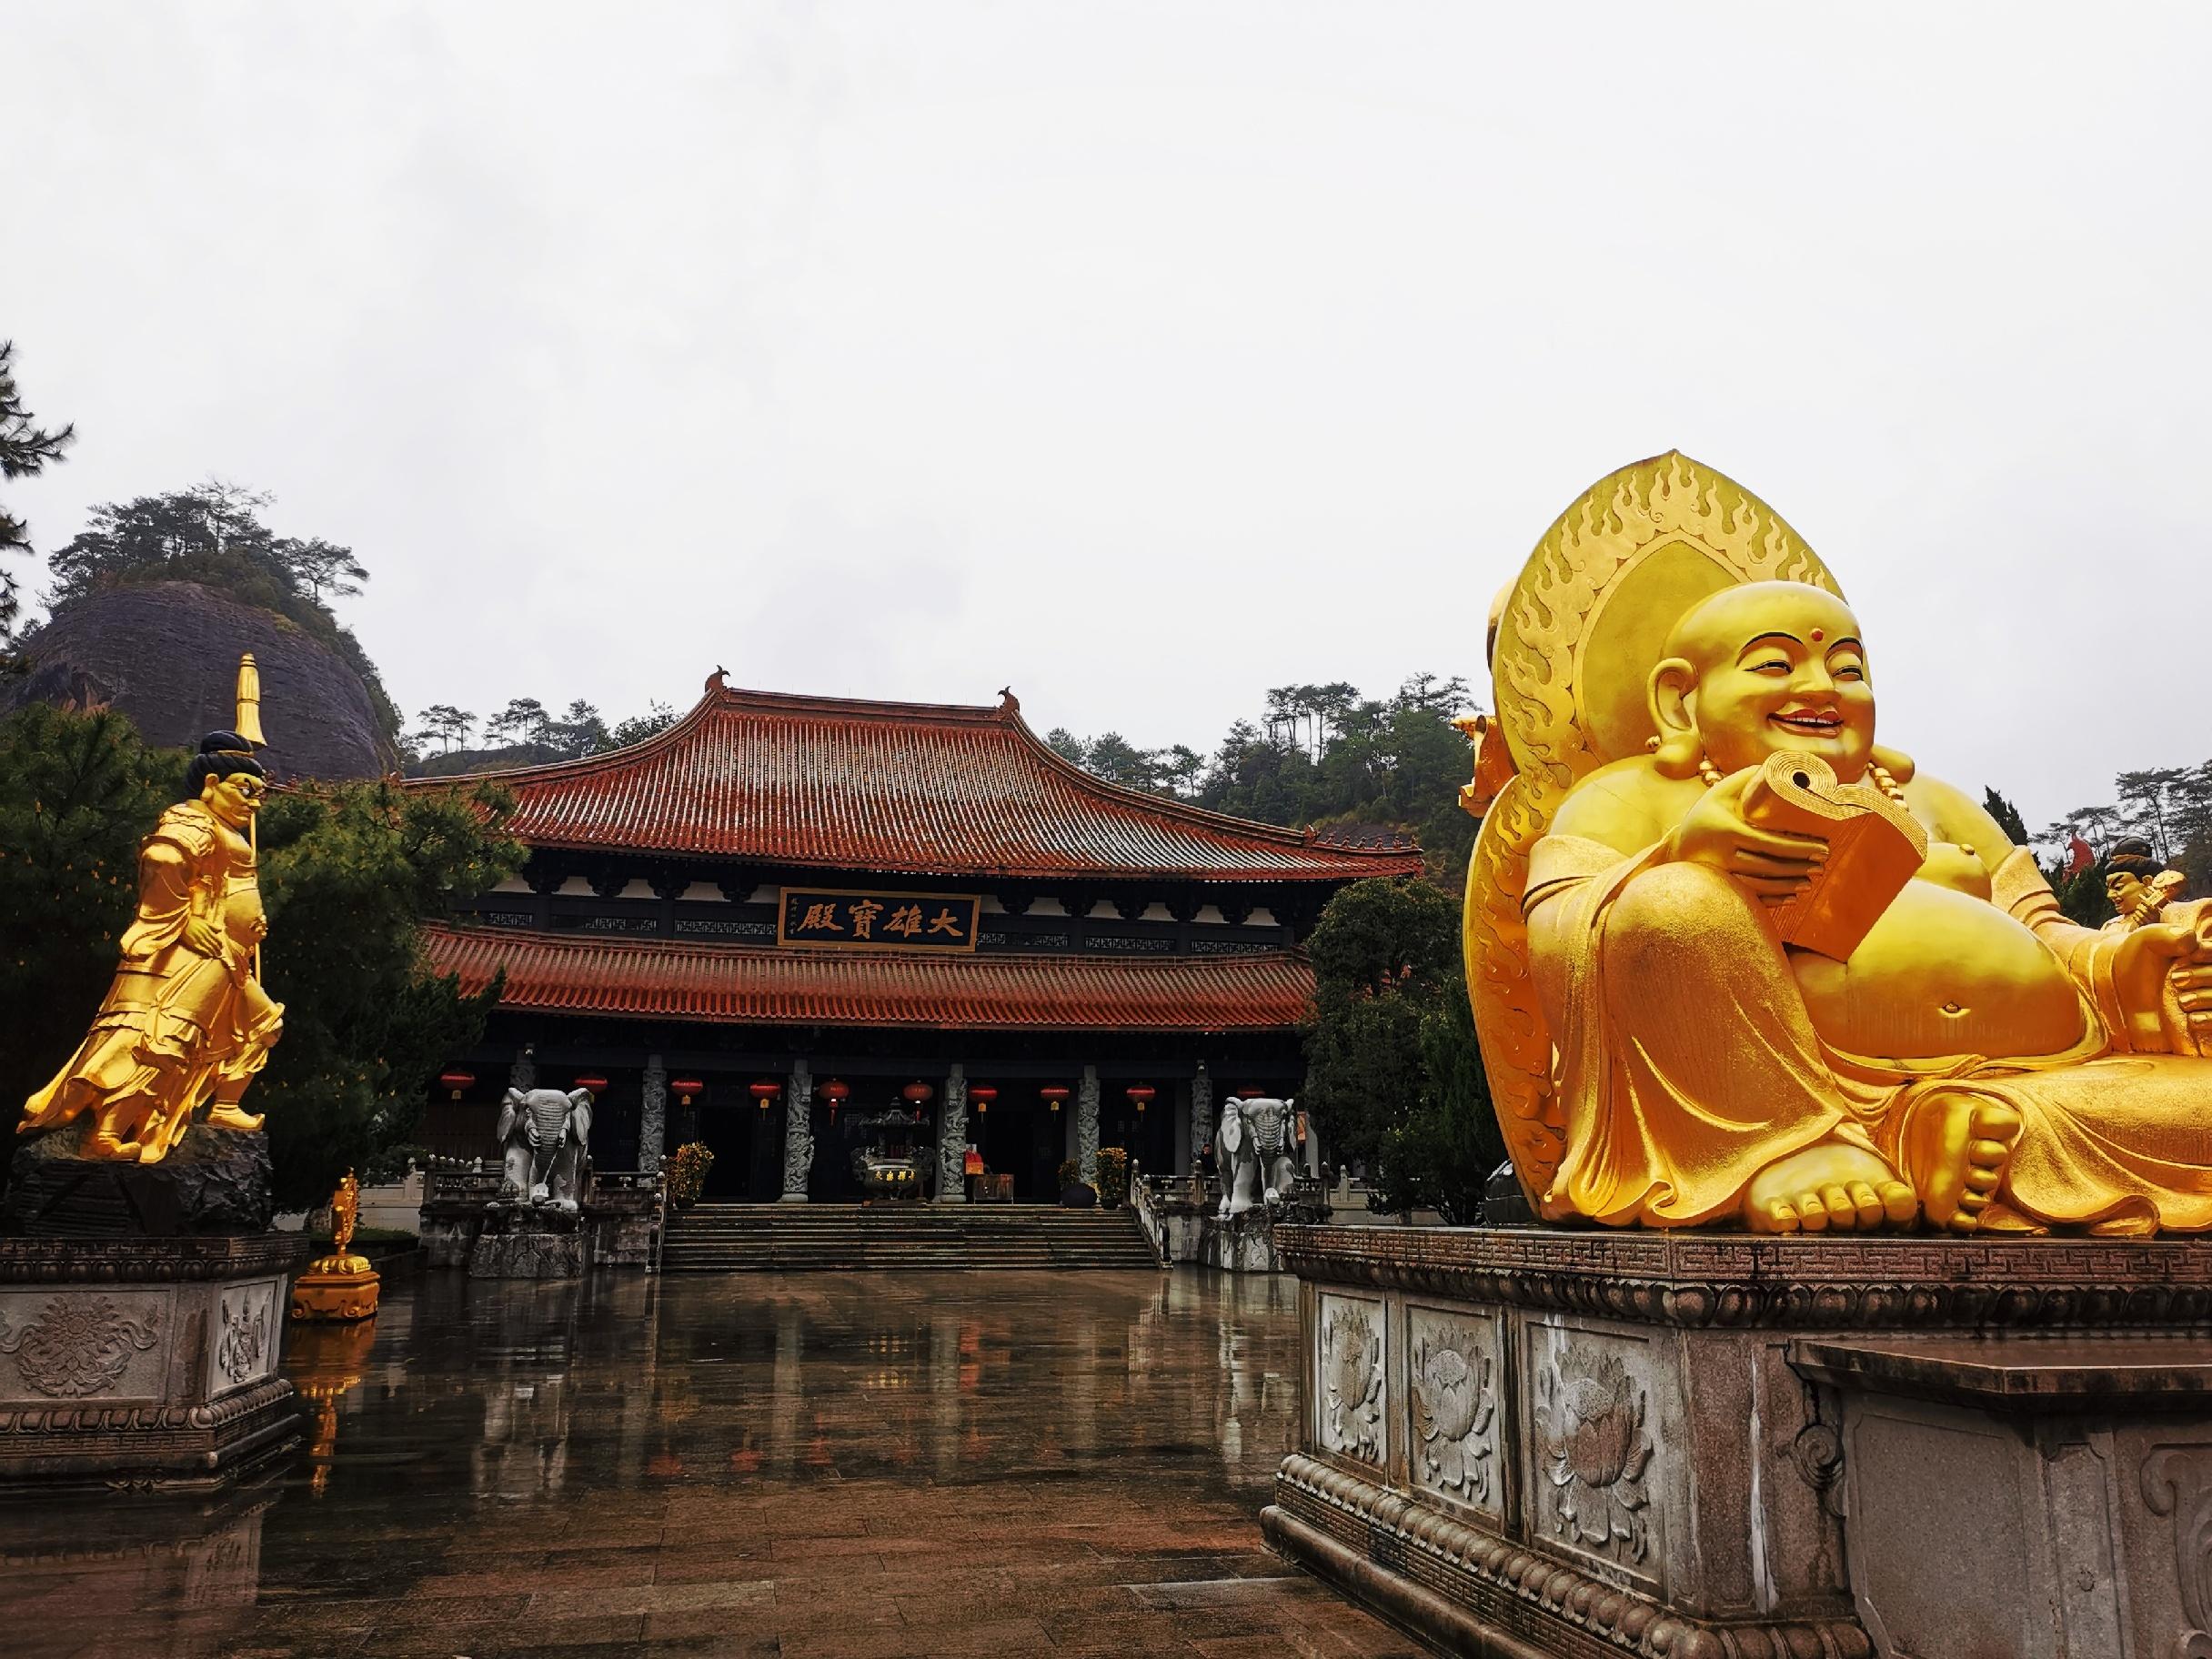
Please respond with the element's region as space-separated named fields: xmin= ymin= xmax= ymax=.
xmin=1465 ymin=453 xmax=1845 ymax=1214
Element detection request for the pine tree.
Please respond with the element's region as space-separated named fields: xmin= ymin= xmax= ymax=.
xmin=0 ymin=340 xmax=76 ymax=644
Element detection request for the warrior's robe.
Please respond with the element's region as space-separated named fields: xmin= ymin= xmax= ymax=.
xmin=1527 ymin=833 xmax=2212 ymax=1231
xmin=21 ymin=799 xmax=283 ymax=1158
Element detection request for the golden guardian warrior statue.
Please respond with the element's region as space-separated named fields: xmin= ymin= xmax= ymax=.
xmin=19 ymin=679 xmax=284 ymax=1163
xmin=1468 ymin=454 xmax=2212 ymax=1238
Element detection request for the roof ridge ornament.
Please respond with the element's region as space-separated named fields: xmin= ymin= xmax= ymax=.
xmin=706 ymin=665 xmax=728 ymax=695
xmin=997 ymin=686 xmax=1020 ymax=717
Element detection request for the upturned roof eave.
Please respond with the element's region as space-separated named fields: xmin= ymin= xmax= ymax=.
xmin=500 ymin=830 xmax=1426 ymax=884
xmin=402 ymin=678 xmax=1426 ymax=877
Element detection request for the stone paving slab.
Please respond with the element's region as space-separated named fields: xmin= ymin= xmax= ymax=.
xmin=0 ymin=1270 xmax=1420 ymax=1658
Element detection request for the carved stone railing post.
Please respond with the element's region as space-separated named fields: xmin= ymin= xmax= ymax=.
xmin=639 ymin=1053 xmax=667 ymax=1173
xmin=1077 ymin=1065 xmax=1101 ymax=1185
xmin=1190 ymin=1061 xmax=1212 ymax=1181
xmin=936 ymin=1064 xmax=967 ymax=1203
xmin=781 ymin=1059 xmax=813 ymax=1202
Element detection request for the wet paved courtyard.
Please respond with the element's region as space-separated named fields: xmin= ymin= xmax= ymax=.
xmin=3 ymin=1271 xmax=1420 ymax=1658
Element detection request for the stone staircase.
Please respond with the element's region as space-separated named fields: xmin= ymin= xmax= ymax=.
xmin=659 ymin=1202 xmax=1162 ymax=1272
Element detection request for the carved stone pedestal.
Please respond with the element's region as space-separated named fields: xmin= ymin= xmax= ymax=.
xmin=0 ymin=1233 xmax=309 ymax=1493
xmin=467 ymin=1205 xmax=586 ymax=1278
xmin=1262 ymin=1226 xmax=2212 ymax=1659
xmin=288 ymin=1258 xmax=379 ymax=1322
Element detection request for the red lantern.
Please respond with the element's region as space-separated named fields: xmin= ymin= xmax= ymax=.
xmin=1040 ymin=1084 xmax=1070 ymax=1113
xmin=820 ymin=1078 xmax=849 ymax=1124
xmin=1126 ymin=1083 xmax=1155 ymax=1114
xmin=902 ymin=1081 xmax=933 ymax=1105
xmin=437 ymin=1071 xmax=475 ymax=1101
xmin=970 ymin=1084 xmax=997 ymax=1115
xmin=575 ymin=1075 xmax=609 ymax=1093
xmin=1235 ymin=1086 xmax=1264 ymax=1099
xmin=750 ymin=1080 xmax=782 ymax=1111
xmin=670 ymin=1078 xmax=704 ymax=1107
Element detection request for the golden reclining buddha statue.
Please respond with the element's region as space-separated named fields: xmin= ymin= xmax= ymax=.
xmin=1467 ymin=453 xmax=2212 ymax=1237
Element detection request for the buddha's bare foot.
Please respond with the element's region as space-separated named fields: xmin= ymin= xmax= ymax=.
xmin=1903 ymin=1090 xmax=2021 ymax=1233
xmin=85 ymin=1131 xmax=139 ymax=1160
xmin=1744 ymin=1142 xmax=1917 ymax=1234
xmin=206 ymin=1103 xmax=264 ymax=1131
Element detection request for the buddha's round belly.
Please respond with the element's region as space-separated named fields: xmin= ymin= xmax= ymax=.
xmin=1789 ymin=880 xmax=2086 ymax=1059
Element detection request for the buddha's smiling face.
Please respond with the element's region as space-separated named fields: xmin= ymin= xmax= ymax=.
xmin=1655 ymin=582 xmax=1875 ymax=779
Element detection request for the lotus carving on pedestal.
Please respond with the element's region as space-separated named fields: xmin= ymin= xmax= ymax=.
xmin=1319 ymin=1300 xmax=1383 ymax=1464
xmin=1536 ymin=1347 xmax=1654 ymax=1564
xmin=1412 ymin=1327 xmax=1496 ymax=1504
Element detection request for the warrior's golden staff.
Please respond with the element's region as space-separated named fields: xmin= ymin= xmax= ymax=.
xmin=236 ymin=653 xmax=266 ymax=979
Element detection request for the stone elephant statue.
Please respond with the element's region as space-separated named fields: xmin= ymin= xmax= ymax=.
xmin=1217 ymin=1096 xmax=1302 ymax=1219
xmin=494 ymin=1087 xmax=593 ymax=1212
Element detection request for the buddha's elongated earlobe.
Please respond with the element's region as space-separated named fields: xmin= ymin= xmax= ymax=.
xmin=1646 ymin=657 xmax=1706 ymax=780
xmin=1871 ymin=744 xmax=1915 ymax=784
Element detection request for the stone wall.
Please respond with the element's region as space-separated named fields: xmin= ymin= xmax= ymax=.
xmin=1265 ymin=1225 xmax=2212 ymax=1659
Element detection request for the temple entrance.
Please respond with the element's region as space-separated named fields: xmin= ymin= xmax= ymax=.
xmin=699 ymin=1101 xmax=782 ymax=1200
xmin=969 ymin=1089 xmax=1061 ymax=1201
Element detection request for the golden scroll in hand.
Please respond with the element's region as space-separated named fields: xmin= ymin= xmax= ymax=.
xmin=1741 ymin=750 xmax=1928 ymax=961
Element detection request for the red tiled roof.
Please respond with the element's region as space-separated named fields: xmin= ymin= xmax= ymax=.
xmin=413 ymin=682 xmax=1423 ymax=881
xmin=422 ymin=923 xmax=1316 ymax=1032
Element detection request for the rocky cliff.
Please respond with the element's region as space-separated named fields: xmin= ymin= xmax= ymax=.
xmin=4 ymin=581 xmax=393 ymax=779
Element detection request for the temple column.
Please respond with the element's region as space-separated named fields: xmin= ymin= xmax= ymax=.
xmin=935 ymin=1064 xmax=967 ymax=1203
xmin=1077 ymin=1064 xmax=1101 ymax=1185
xmin=639 ymin=1053 xmax=667 ymax=1172
xmin=1189 ymin=1061 xmax=1212 ymax=1180
xmin=780 ymin=1058 xmax=812 ymax=1202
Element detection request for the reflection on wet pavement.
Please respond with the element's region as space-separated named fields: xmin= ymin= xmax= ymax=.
xmin=1 ymin=1272 xmax=1419 ymax=1657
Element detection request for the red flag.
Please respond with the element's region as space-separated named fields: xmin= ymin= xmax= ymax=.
xmin=2065 ymin=835 xmax=2096 ymax=877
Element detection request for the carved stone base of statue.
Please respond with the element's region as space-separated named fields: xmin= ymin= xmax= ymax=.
xmin=1263 ymin=1225 xmax=2212 ymax=1659
xmin=288 ymin=1261 xmax=379 ymax=1322
xmin=417 ymin=1161 xmax=658 ymax=1272
xmin=1138 ymin=1179 xmax=1327 ymax=1272
xmin=0 ymin=1232 xmax=308 ymax=1493
xmin=4 ymin=1120 xmax=276 ymax=1237
xmin=467 ymin=1203 xmax=587 ymax=1279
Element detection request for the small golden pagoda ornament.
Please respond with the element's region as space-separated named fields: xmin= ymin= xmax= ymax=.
xmin=290 ymin=1169 xmax=380 ymax=1322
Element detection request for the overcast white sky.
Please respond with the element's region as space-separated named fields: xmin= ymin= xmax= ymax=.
xmin=5 ymin=3 xmax=2208 ymax=833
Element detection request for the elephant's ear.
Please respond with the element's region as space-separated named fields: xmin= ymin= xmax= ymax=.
xmin=497 ymin=1091 xmax=521 ymax=1143
xmin=1220 ymin=1111 xmax=1244 ymax=1157
xmin=568 ymin=1090 xmax=594 ymax=1144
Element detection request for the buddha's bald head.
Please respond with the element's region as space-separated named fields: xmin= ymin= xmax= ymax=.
xmin=1662 ymin=582 xmax=1862 ymax=675
xmin=1648 ymin=580 xmax=1876 ymax=780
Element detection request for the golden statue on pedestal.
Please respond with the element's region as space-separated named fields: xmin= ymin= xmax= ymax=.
xmin=293 ymin=1169 xmax=380 ymax=1322
xmin=17 ymin=658 xmax=284 ymax=1163
xmin=1469 ymin=454 xmax=2212 ymax=1236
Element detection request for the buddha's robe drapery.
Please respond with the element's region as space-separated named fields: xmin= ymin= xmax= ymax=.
xmin=1526 ymin=833 xmax=2212 ymax=1231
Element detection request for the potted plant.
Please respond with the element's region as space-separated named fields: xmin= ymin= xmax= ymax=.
xmin=667 ymin=1141 xmax=714 ymax=1209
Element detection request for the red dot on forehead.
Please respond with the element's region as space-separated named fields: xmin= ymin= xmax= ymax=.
xmin=1810 ymin=628 xmax=1825 ymax=642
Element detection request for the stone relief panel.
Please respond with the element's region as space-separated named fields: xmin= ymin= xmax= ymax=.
xmin=1316 ymin=1292 xmax=1385 ymax=1468
xmin=0 ymin=1291 xmax=166 ymax=1403
xmin=1405 ymin=1305 xmax=1502 ymax=1519
xmin=1524 ymin=1321 xmax=1664 ymax=1585
xmin=2142 ymin=1443 xmax=2212 ymax=1659
xmin=208 ymin=1277 xmax=279 ymax=1395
